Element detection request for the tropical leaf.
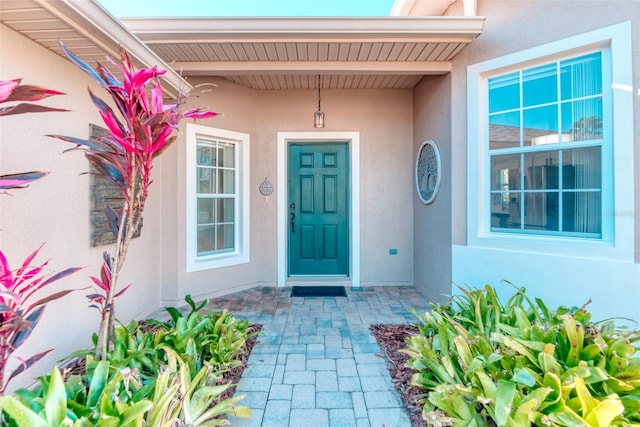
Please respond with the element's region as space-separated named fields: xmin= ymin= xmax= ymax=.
xmin=2 ymin=81 xmax=65 ymax=103
xmin=43 ymin=368 xmax=67 ymax=426
xmin=60 ymin=42 xmax=107 ymax=88
xmin=0 ymin=395 xmax=48 ymax=427
xmin=40 ymin=267 xmax=84 ymax=288
xmin=0 ymin=80 xmax=19 ymax=102
xmin=0 ymin=172 xmax=48 ymax=190
xmin=11 ymin=306 xmax=45 ymax=349
xmin=46 ymin=134 xmax=116 ymax=153
xmin=183 ymin=109 xmax=219 ymax=120
xmin=5 ymin=350 xmax=53 ymax=386
xmin=584 ymin=398 xmax=624 ymax=426
xmin=84 ymin=152 xmax=126 ymax=187
xmin=495 ymin=380 xmax=516 ymax=426
xmin=0 ymin=103 xmax=67 ymax=116
xmin=25 ymin=288 xmax=79 ymax=313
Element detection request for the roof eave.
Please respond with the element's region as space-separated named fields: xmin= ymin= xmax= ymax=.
xmin=39 ymin=0 xmax=192 ymax=98
xmin=120 ymin=16 xmax=485 ymax=44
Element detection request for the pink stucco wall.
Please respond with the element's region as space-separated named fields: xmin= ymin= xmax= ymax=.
xmin=159 ymin=76 xmax=415 ymax=304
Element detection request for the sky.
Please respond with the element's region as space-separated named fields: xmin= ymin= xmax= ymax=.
xmin=97 ymin=0 xmax=396 ymax=17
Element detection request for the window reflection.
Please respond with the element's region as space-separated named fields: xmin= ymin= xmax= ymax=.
xmin=487 ymin=52 xmax=603 ymax=237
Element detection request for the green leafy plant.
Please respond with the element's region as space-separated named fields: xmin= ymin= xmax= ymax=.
xmin=63 ymin=295 xmax=254 ymax=387
xmin=30 ymin=295 xmax=256 ymax=425
xmin=161 ymin=347 xmax=251 ymax=426
xmin=48 ymin=44 xmax=218 ymax=361
xmin=0 ymin=348 xmax=251 ymax=426
xmin=156 ymin=295 xmax=212 ymax=372
xmin=0 ymin=366 xmax=73 ymax=427
xmin=403 ymin=285 xmax=640 ymax=426
xmin=156 ymin=295 xmax=252 ymax=374
xmin=92 ymin=319 xmax=160 ymax=381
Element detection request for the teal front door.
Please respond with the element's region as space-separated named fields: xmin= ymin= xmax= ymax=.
xmin=288 ymin=143 xmax=349 ymax=275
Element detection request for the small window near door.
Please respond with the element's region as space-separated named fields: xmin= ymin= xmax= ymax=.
xmin=196 ymin=139 xmax=236 ymax=255
xmin=186 ymin=124 xmax=250 ymax=272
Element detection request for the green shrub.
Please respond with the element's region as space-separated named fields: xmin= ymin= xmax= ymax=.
xmin=148 ymin=294 xmax=253 ymax=376
xmin=403 ymin=285 xmax=640 ymax=427
xmin=0 ymin=350 xmax=250 ymax=426
xmin=65 ymin=295 xmax=254 ymax=382
xmin=0 ymin=296 xmax=254 ymax=426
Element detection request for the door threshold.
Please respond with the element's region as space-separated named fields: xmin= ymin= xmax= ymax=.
xmin=286 ymin=277 xmax=352 ymax=287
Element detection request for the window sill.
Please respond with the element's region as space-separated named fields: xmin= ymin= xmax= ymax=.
xmin=467 ymin=231 xmax=633 ymax=262
xmin=186 ymin=251 xmax=249 ymax=273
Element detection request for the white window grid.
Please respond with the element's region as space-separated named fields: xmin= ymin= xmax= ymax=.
xmin=486 ymin=52 xmax=609 ymax=239
xmin=466 ymin=22 xmax=633 ymax=261
xmin=186 ymin=124 xmax=250 ymax=272
xmin=195 ymin=138 xmax=237 ymax=256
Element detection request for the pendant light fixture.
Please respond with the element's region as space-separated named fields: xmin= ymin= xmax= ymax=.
xmin=313 ymin=74 xmax=325 ymax=128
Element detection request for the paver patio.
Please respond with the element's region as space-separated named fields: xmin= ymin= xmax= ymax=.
xmin=198 ymin=286 xmax=431 ymax=427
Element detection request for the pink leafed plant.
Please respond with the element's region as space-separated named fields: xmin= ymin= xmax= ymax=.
xmin=0 ymin=79 xmax=66 ymax=191
xmin=0 ymin=79 xmax=66 ymax=117
xmin=0 ymin=79 xmax=78 ymax=394
xmin=0 ymin=172 xmax=48 ymax=191
xmin=0 ymin=246 xmax=81 ymax=394
xmin=49 ymin=43 xmax=218 ymax=360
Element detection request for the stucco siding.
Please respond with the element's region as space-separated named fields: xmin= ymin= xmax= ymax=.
xmin=160 ymin=79 xmax=414 ymax=305
xmin=412 ymin=75 xmax=453 ymax=304
xmin=158 ymin=78 xmax=258 ymax=306
xmin=0 ymin=25 xmax=163 ymax=391
xmin=450 ymin=1 xmax=640 ymax=323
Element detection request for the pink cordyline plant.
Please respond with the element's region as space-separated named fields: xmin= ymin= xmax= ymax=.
xmin=0 ymin=79 xmax=66 ymax=190
xmin=0 ymin=79 xmax=79 ymax=394
xmin=0 ymin=246 xmax=81 ymax=394
xmin=50 ymin=43 xmax=218 ymax=360
xmin=0 ymin=79 xmax=66 ymax=117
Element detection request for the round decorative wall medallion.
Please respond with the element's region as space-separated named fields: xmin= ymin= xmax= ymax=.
xmin=259 ymin=178 xmax=273 ymax=197
xmin=415 ymin=140 xmax=441 ymax=204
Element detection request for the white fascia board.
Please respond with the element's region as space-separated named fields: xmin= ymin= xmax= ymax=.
xmin=39 ymin=0 xmax=191 ymax=98
xmin=175 ymin=60 xmax=452 ymax=76
xmin=122 ymin=16 xmax=485 ymax=43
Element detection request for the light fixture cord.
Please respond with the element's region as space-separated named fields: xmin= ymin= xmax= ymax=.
xmin=317 ymin=75 xmax=322 ymax=111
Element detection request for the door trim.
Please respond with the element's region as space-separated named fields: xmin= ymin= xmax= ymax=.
xmin=277 ymin=132 xmax=360 ymax=287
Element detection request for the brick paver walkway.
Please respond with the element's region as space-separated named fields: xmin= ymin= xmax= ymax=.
xmin=199 ymin=286 xmax=430 ymax=427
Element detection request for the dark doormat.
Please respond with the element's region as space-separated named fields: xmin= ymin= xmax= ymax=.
xmin=291 ymin=285 xmax=347 ymax=297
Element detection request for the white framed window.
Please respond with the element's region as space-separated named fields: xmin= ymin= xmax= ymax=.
xmin=467 ymin=22 xmax=634 ymax=259
xmin=488 ymin=51 xmax=607 ymax=238
xmin=186 ymin=124 xmax=250 ymax=272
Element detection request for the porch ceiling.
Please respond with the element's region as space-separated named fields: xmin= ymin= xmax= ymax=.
xmin=1 ymin=0 xmax=485 ymax=93
xmin=122 ymin=16 xmax=485 ymax=90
